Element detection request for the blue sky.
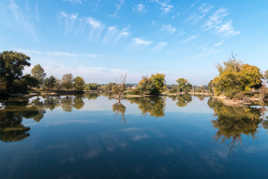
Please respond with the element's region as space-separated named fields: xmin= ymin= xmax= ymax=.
xmin=1 ymin=0 xmax=268 ymax=85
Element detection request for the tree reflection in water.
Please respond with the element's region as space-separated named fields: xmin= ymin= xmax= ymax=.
xmin=208 ymin=98 xmax=263 ymax=150
xmin=73 ymin=96 xmax=85 ymax=110
xmin=0 ymin=98 xmax=46 ymax=142
xmin=61 ymin=96 xmax=73 ymax=112
xmin=176 ymin=94 xmax=192 ymax=107
xmin=128 ymin=97 xmax=165 ymax=117
xmin=112 ymin=102 xmax=126 ymax=122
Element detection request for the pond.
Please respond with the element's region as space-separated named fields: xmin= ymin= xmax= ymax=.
xmin=0 ymin=94 xmax=268 ymax=179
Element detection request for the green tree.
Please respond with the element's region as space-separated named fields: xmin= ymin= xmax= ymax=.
xmin=137 ymin=73 xmax=166 ymax=95
xmin=0 ymin=51 xmax=31 ymax=92
xmin=44 ymin=76 xmax=57 ymax=90
xmin=73 ymin=76 xmax=85 ymax=91
xmin=150 ymin=73 xmax=166 ymax=94
xmin=211 ymin=59 xmax=263 ymax=98
xmin=31 ymin=64 xmax=46 ymax=86
xmin=176 ymin=78 xmax=192 ymax=93
xmin=85 ymin=83 xmax=99 ymax=91
xmin=61 ymin=73 xmax=73 ymax=90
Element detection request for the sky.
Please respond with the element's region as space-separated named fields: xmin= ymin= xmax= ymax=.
xmin=1 ymin=0 xmax=268 ymax=85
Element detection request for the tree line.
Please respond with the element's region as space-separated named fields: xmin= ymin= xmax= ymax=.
xmin=1 ymin=51 xmax=268 ymax=101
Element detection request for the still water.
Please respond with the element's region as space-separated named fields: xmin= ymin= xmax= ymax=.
xmin=0 ymin=94 xmax=268 ymax=179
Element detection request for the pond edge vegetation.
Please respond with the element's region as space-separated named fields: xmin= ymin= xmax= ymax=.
xmin=1 ymin=51 xmax=268 ymax=106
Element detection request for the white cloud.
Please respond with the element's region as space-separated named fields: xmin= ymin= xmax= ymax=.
xmin=204 ymin=8 xmax=228 ymax=31
xmin=137 ymin=4 xmax=145 ymax=12
xmin=133 ymin=38 xmax=152 ymax=46
xmin=199 ymin=3 xmax=213 ymax=15
xmin=16 ymin=49 xmax=98 ymax=58
xmin=151 ymin=0 xmax=173 ymax=14
xmin=135 ymin=3 xmax=145 ymax=12
xmin=24 ymin=61 xmax=142 ymax=84
xmin=86 ymin=17 xmax=102 ymax=29
xmin=203 ymin=8 xmax=240 ymax=36
xmin=60 ymin=11 xmax=79 ymax=34
xmin=112 ymin=0 xmax=125 ymax=17
xmin=213 ymin=40 xmax=224 ymax=47
xmin=8 ymin=0 xmax=38 ymax=40
xmin=153 ymin=41 xmax=168 ymax=50
xmin=216 ymin=21 xmax=240 ymax=36
xmin=59 ymin=12 xmax=131 ymax=43
xmin=63 ymin=0 xmax=83 ymax=4
xmin=187 ymin=3 xmax=213 ymax=24
xmin=161 ymin=24 xmax=176 ymax=34
xmin=103 ymin=26 xmax=130 ymax=44
xmin=182 ymin=35 xmax=197 ymax=43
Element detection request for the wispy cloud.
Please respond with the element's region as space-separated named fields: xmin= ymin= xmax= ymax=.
xmin=217 ymin=21 xmax=240 ymax=36
xmin=60 ymin=11 xmax=78 ymax=33
xmin=213 ymin=40 xmax=224 ymax=47
xmin=103 ymin=26 xmax=130 ymax=44
xmin=187 ymin=3 xmax=213 ymax=24
xmin=63 ymin=0 xmax=83 ymax=4
xmin=8 ymin=0 xmax=38 ymax=40
xmin=151 ymin=0 xmax=173 ymax=14
xmin=112 ymin=0 xmax=125 ymax=17
xmin=59 ymin=12 xmax=129 ymax=43
xmin=204 ymin=8 xmax=228 ymax=31
xmin=161 ymin=24 xmax=176 ymax=34
xmin=86 ymin=17 xmax=103 ymax=29
xmin=182 ymin=35 xmax=198 ymax=43
xmin=16 ymin=49 xmax=99 ymax=58
xmin=153 ymin=41 xmax=168 ymax=51
xmin=135 ymin=3 xmax=145 ymax=12
xmin=203 ymin=8 xmax=240 ymax=36
xmin=133 ymin=38 xmax=152 ymax=46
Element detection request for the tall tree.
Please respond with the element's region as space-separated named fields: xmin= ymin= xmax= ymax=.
xmin=61 ymin=74 xmax=73 ymax=90
xmin=73 ymin=76 xmax=85 ymax=91
xmin=31 ymin=64 xmax=46 ymax=85
xmin=212 ymin=59 xmax=263 ymax=98
xmin=112 ymin=74 xmax=127 ymax=103
xmin=137 ymin=73 xmax=166 ymax=95
xmin=0 ymin=51 xmax=31 ymax=92
xmin=176 ymin=78 xmax=192 ymax=93
xmin=44 ymin=76 xmax=57 ymax=90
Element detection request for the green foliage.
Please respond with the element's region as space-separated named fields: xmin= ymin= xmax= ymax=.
xmin=44 ymin=76 xmax=57 ymax=90
xmin=31 ymin=64 xmax=46 ymax=85
xmin=137 ymin=73 xmax=166 ymax=95
xmin=0 ymin=51 xmax=31 ymax=93
xmin=128 ymin=97 xmax=165 ymax=117
xmin=61 ymin=74 xmax=73 ymax=90
xmin=176 ymin=78 xmax=192 ymax=93
xmin=73 ymin=76 xmax=85 ymax=91
xmin=211 ymin=59 xmax=263 ymax=98
xmin=84 ymin=83 xmax=99 ymax=91
xmin=112 ymin=102 xmax=126 ymax=121
xmin=208 ymin=98 xmax=263 ymax=143
xmin=73 ymin=96 xmax=85 ymax=109
xmin=176 ymin=94 xmax=192 ymax=107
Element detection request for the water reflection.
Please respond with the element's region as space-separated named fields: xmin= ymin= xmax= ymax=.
xmin=176 ymin=94 xmax=192 ymax=107
xmin=128 ymin=97 xmax=165 ymax=117
xmin=112 ymin=102 xmax=126 ymax=121
xmin=0 ymin=102 xmax=45 ymax=142
xmin=208 ymin=98 xmax=263 ymax=144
